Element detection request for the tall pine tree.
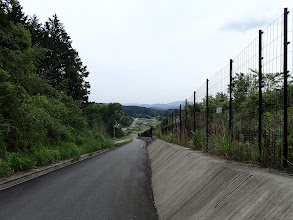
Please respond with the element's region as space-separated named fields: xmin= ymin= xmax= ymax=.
xmin=27 ymin=14 xmax=90 ymax=101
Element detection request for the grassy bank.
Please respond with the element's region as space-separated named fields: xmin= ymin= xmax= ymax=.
xmin=0 ymin=137 xmax=114 ymax=177
xmin=114 ymin=139 xmax=133 ymax=147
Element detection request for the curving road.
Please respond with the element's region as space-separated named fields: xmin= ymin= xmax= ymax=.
xmin=0 ymin=139 xmax=157 ymax=220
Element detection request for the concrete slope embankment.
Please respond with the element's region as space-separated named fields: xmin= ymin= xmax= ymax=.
xmin=148 ymin=139 xmax=293 ymax=220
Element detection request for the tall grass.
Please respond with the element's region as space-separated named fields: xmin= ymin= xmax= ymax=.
xmin=192 ymin=130 xmax=206 ymax=150
xmin=0 ymin=137 xmax=114 ymax=178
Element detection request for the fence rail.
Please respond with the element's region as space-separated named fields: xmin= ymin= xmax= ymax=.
xmin=161 ymin=8 xmax=293 ymax=169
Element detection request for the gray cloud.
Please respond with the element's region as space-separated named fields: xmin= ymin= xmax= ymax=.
xmin=221 ymin=17 xmax=272 ymax=32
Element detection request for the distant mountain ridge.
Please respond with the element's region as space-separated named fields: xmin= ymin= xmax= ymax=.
xmin=123 ymin=101 xmax=184 ymax=110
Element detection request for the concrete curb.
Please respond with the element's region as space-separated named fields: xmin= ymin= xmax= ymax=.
xmin=0 ymin=148 xmax=113 ymax=191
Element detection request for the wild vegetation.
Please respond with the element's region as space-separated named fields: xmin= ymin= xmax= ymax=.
xmin=0 ymin=0 xmax=132 ymax=177
xmin=159 ymin=71 xmax=293 ymax=170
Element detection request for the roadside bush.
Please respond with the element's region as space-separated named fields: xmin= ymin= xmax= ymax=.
xmin=33 ymin=149 xmax=60 ymax=166
xmin=72 ymin=153 xmax=81 ymax=161
xmin=166 ymin=133 xmax=177 ymax=143
xmin=80 ymin=141 xmax=102 ymax=154
xmin=0 ymin=135 xmax=6 ymax=159
xmin=153 ymin=126 xmax=162 ymax=138
xmin=0 ymin=161 xmax=12 ymax=177
xmin=59 ymin=142 xmax=80 ymax=160
xmin=101 ymin=138 xmax=114 ymax=149
xmin=8 ymin=152 xmax=36 ymax=172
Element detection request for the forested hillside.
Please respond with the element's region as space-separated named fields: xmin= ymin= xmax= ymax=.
xmin=0 ymin=0 xmax=131 ymax=177
xmin=122 ymin=105 xmax=173 ymax=119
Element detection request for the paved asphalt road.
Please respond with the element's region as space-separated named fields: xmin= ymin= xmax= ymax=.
xmin=0 ymin=139 xmax=157 ymax=220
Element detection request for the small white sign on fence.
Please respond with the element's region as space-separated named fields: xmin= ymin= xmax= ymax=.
xmin=216 ymin=107 xmax=222 ymax=114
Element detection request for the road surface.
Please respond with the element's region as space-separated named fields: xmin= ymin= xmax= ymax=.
xmin=0 ymin=139 xmax=157 ymax=220
xmin=130 ymin=118 xmax=137 ymax=128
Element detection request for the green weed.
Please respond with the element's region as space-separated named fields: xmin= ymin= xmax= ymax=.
xmin=114 ymin=139 xmax=133 ymax=147
xmin=0 ymin=161 xmax=12 ymax=177
xmin=33 ymin=149 xmax=60 ymax=166
xmin=192 ymin=130 xmax=206 ymax=150
xmin=8 ymin=152 xmax=36 ymax=172
xmin=214 ymin=135 xmax=233 ymax=155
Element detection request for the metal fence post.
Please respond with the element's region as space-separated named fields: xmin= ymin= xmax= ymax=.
xmin=229 ymin=59 xmax=233 ymax=140
xmin=283 ymin=8 xmax=289 ymax=167
xmin=206 ymin=79 xmax=209 ymax=151
xmin=185 ymin=99 xmax=188 ymax=130
xmin=258 ymin=29 xmax=263 ymax=161
xmin=166 ymin=117 xmax=169 ymax=135
xmin=194 ymin=91 xmax=196 ymax=133
xmin=172 ymin=111 xmax=174 ymax=134
xmin=175 ymin=109 xmax=178 ymax=136
xmin=175 ymin=109 xmax=177 ymax=133
xmin=165 ymin=118 xmax=167 ymax=135
xmin=179 ymin=104 xmax=182 ymax=141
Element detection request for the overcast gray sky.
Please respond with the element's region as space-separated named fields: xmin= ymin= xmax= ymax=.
xmin=20 ymin=0 xmax=293 ymax=104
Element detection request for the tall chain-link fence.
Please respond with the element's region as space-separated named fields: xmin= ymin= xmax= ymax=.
xmin=161 ymin=8 xmax=293 ymax=169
